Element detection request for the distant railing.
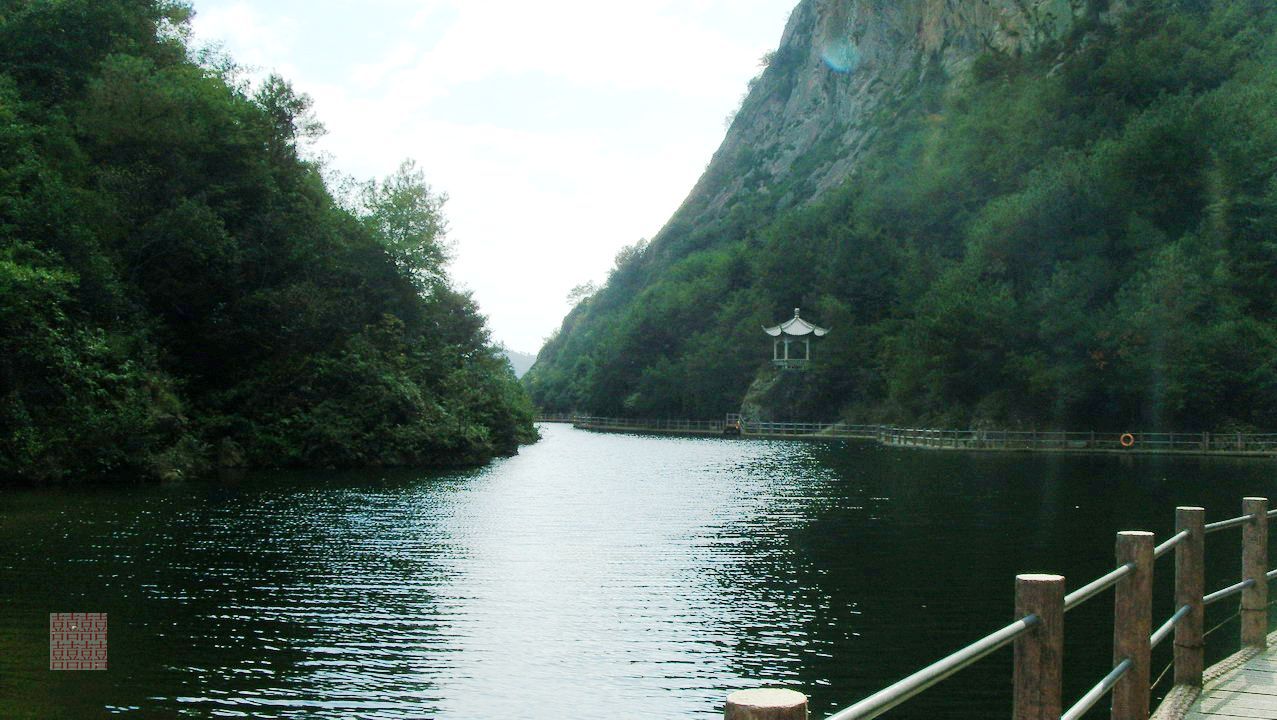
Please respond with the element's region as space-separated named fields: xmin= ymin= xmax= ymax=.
xmin=744 ymin=420 xmax=880 ymax=437
xmin=730 ymin=498 xmax=1277 ymax=720
xmin=541 ymin=415 xmax=1277 ymax=454
xmin=878 ymin=428 xmax=1277 ymax=453
xmin=570 ymin=417 xmax=727 ymax=433
xmin=534 ymin=414 xmax=579 ymax=424
xmin=562 ymin=417 xmax=884 ymax=437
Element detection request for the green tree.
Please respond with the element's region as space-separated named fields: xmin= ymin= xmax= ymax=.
xmin=361 ymin=160 xmax=450 ymax=289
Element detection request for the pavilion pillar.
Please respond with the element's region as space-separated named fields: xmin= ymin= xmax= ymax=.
xmin=805 ymin=338 xmax=810 ymax=361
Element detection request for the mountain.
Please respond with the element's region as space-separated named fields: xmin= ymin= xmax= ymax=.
xmin=526 ymin=0 xmax=1277 ymax=431
xmin=670 ymin=0 xmax=1126 ymax=239
xmin=503 ymin=349 xmax=537 ymax=379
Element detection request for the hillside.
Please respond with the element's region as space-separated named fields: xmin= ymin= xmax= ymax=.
xmin=526 ymin=0 xmax=1277 ymax=431
xmin=503 ymin=349 xmax=537 ymax=379
xmin=0 ymin=0 xmax=536 ymax=482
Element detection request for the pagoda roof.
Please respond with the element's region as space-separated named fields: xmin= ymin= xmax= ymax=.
xmin=764 ymin=308 xmax=830 ymax=337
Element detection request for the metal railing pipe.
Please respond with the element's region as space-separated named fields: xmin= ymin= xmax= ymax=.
xmin=1150 ymin=605 xmax=1191 ymax=649
xmin=1060 ymin=658 xmax=1132 ymax=720
xmin=1205 ymin=514 xmax=1254 ymax=534
xmin=825 ymin=614 xmax=1040 ymax=720
xmin=1204 ymin=578 xmax=1255 ymax=605
xmin=1063 ymin=563 xmax=1134 ymax=612
xmin=1154 ymin=530 xmax=1189 ymax=559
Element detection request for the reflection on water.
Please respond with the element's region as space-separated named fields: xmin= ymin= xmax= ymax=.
xmin=1 ymin=424 xmax=1274 ymax=719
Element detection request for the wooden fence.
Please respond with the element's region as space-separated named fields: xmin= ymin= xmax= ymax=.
xmin=731 ymin=498 xmax=1277 ymax=720
xmin=879 ymin=428 xmax=1277 ymax=453
xmin=534 ymin=413 xmax=578 ymax=424
xmin=567 ymin=416 xmax=726 ymax=433
xmin=538 ymin=415 xmax=1277 ymax=455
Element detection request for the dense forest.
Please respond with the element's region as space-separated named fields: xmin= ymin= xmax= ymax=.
xmin=0 ymin=0 xmax=536 ymax=483
xmin=527 ymin=0 xmax=1277 ymax=431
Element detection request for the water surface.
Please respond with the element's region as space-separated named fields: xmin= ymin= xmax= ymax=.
xmin=2 ymin=424 xmax=1274 ymax=718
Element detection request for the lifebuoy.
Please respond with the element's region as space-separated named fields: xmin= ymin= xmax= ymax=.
xmin=1120 ymin=433 xmax=1135 ymax=448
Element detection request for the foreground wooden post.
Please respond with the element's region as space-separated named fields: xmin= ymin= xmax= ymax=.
xmin=725 ymin=689 xmax=807 ymax=720
xmin=1174 ymin=507 xmax=1205 ymax=686
xmin=1241 ymin=497 xmax=1269 ymax=648
xmin=1014 ymin=574 xmax=1065 ymax=720
xmin=1113 ymin=531 xmax=1153 ymax=720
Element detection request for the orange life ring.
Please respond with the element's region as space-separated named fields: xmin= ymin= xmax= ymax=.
xmin=1120 ymin=433 xmax=1135 ymax=448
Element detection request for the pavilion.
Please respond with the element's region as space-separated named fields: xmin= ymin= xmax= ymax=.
xmin=764 ymin=308 xmax=829 ymax=368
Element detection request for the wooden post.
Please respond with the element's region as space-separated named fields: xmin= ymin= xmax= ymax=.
xmin=1241 ymin=497 xmax=1269 ymax=648
xmin=1014 ymin=574 xmax=1065 ymax=720
xmin=725 ymin=689 xmax=807 ymax=720
xmin=1113 ymin=531 xmax=1154 ymax=720
xmin=1174 ymin=507 xmax=1205 ymax=686
xmin=1201 ymin=432 xmax=1209 ymax=452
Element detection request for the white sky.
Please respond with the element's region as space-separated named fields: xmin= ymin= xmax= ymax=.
xmin=189 ymin=0 xmax=798 ymax=353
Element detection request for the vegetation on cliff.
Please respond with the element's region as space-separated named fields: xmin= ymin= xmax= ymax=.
xmin=0 ymin=0 xmax=536 ymax=483
xmin=527 ymin=0 xmax=1277 ymax=431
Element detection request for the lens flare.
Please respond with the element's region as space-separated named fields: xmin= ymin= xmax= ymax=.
xmin=821 ymin=39 xmax=860 ymax=74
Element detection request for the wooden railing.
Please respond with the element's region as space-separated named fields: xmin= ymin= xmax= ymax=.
xmin=878 ymin=428 xmax=1277 ymax=453
xmin=534 ymin=414 xmax=579 ymax=423
xmin=746 ymin=421 xmax=881 ymax=437
xmin=727 ymin=498 xmax=1277 ymax=720
xmin=542 ymin=415 xmax=1277 ymax=454
xmin=562 ymin=416 xmax=884 ymax=437
xmin=570 ymin=416 xmax=727 ymax=433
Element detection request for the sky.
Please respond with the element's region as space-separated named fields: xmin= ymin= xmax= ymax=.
xmin=188 ymin=0 xmax=799 ymax=353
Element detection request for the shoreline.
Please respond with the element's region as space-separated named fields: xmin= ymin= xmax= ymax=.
xmin=546 ymin=419 xmax=1277 ymax=459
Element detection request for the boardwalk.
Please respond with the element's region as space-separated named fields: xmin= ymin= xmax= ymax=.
xmin=726 ymin=498 xmax=1277 ymax=720
xmin=1161 ymin=630 xmax=1277 ymax=720
xmin=542 ymin=416 xmax=1277 ymax=457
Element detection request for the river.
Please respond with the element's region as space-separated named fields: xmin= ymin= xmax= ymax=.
xmin=2 ymin=424 xmax=1274 ymax=718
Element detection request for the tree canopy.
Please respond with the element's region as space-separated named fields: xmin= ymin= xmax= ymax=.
xmin=527 ymin=0 xmax=1277 ymax=432
xmin=0 ymin=0 xmax=536 ymax=483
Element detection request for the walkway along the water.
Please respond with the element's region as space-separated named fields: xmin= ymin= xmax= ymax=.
xmin=723 ymin=498 xmax=1277 ymax=720
xmin=539 ymin=416 xmax=1277 ymax=457
xmin=1154 ymin=631 xmax=1277 ymax=720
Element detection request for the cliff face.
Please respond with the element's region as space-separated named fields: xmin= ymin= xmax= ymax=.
xmin=667 ymin=0 xmax=1122 ymax=236
xmin=525 ymin=0 xmax=1277 ymax=429
xmin=532 ymin=0 xmax=1122 ymax=413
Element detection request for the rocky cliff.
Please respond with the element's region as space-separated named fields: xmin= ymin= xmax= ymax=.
xmin=527 ymin=0 xmax=1277 ymax=430
xmin=668 ymin=0 xmax=1124 ymax=240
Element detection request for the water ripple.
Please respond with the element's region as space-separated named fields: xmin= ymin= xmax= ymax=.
xmin=3 ymin=425 xmax=1272 ymax=718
